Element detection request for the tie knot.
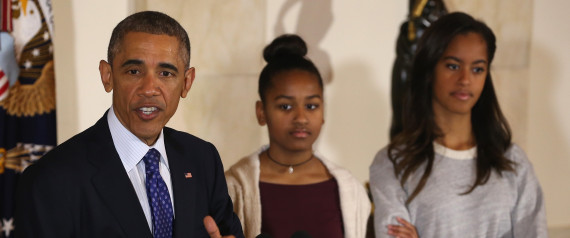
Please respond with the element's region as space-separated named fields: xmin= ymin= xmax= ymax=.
xmin=143 ymin=148 xmax=161 ymax=173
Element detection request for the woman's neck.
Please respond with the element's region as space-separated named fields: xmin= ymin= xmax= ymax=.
xmin=434 ymin=112 xmax=476 ymax=150
xmin=259 ymin=143 xmax=331 ymax=184
xmin=266 ymin=144 xmax=314 ymax=165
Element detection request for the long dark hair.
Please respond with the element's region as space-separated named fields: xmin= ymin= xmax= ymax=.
xmin=258 ymin=34 xmax=323 ymax=102
xmin=388 ymin=12 xmax=515 ymax=204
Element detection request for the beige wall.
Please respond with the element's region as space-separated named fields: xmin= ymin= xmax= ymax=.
xmin=53 ymin=0 xmax=570 ymax=228
xmin=528 ymin=0 xmax=570 ymax=228
xmin=53 ymin=0 xmax=133 ymax=141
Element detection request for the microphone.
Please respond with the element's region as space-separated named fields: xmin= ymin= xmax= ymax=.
xmin=291 ymin=230 xmax=312 ymax=238
xmin=255 ymin=230 xmax=313 ymax=238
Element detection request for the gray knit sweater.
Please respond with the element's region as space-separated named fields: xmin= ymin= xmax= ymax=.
xmin=369 ymin=143 xmax=547 ymax=238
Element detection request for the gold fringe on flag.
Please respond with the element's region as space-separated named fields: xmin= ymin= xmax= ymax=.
xmin=0 ymin=60 xmax=55 ymax=117
xmin=3 ymin=143 xmax=53 ymax=173
xmin=0 ymin=148 xmax=5 ymax=174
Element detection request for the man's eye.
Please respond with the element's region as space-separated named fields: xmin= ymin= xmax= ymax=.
xmin=279 ymin=104 xmax=292 ymax=110
xmin=127 ymin=69 xmax=140 ymax=75
xmin=160 ymin=71 xmax=174 ymax=77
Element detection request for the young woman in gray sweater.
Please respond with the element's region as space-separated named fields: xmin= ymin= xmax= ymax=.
xmin=370 ymin=12 xmax=547 ymax=238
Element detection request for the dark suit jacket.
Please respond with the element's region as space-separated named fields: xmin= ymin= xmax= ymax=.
xmin=15 ymin=113 xmax=244 ymax=238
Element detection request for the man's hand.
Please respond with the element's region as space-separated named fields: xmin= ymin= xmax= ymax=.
xmin=203 ymin=216 xmax=236 ymax=238
xmin=387 ymin=217 xmax=418 ymax=238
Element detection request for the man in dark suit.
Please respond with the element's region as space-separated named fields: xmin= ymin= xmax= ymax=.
xmin=15 ymin=11 xmax=243 ymax=238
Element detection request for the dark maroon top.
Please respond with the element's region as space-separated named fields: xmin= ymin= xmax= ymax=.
xmin=259 ymin=178 xmax=344 ymax=238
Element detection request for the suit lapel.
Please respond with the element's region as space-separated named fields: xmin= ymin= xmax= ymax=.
xmin=165 ymin=129 xmax=197 ymax=237
xmin=88 ymin=114 xmax=153 ymax=238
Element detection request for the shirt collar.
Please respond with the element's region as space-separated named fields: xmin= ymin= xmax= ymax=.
xmin=107 ymin=106 xmax=169 ymax=173
xmin=433 ymin=141 xmax=476 ymax=160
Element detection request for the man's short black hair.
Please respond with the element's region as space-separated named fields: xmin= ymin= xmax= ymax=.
xmin=107 ymin=11 xmax=191 ymax=68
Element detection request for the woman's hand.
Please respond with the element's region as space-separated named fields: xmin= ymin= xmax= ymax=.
xmin=387 ymin=217 xmax=418 ymax=238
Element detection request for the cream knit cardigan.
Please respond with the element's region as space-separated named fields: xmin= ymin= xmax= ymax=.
xmin=225 ymin=146 xmax=371 ymax=238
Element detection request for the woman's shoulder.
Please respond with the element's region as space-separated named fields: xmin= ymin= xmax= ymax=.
xmin=226 ymin=156 xmax=257 ymax=175
xmin=317 ymin=155 xmax=361 ymax=185
xmin=503 ymin=143 xmax=539 ymax=174
xmin=504 ymin=143 xmax=531 ymax=165
xmin=318 ymin=156 xmax=369 ymax=205
xmin=374 ymin=145 xmax=391 ymax=158
xmin=225 ymin=147 xmax=263 ymax=184
xmin=371 ymin=145 xmax=395 ymax=168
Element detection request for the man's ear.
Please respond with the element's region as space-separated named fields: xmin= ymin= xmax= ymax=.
xmin=181 ymin=67 xmax=195 ymax=98
xmin=99 ymin=60 xmax=113 ymax=93
xmin=255 ymin=100 xmax=266 ymax=126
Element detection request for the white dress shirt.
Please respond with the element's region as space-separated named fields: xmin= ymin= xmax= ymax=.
xmin=107 ymin=106 xmax=175 ymax=231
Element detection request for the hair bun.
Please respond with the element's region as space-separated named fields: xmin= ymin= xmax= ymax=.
xmin=263 ymin=34 xmax=308 ymax=63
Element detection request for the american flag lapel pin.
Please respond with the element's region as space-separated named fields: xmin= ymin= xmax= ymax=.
xmin=184 ymin=172 xmax=192 ymax=178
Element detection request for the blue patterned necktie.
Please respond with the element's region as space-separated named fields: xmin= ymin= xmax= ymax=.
xmin=143 ymin=148 xmax=174 ymax=238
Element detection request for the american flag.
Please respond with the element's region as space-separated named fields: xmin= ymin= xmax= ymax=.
xmin=1 ymin=1 xmax=56 ymax=237
xmin=0 ymin=69 xmax=7 ymax=101
xmin=0 ymin=0 xmax=12 ymax=32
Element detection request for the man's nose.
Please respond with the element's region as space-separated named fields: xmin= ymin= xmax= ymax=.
xmin=140 ymin=74 xmax=160 ymax=97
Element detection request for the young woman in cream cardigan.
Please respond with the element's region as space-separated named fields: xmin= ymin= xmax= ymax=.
xmin=225 ymin=34 xmax=370 ymax=238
